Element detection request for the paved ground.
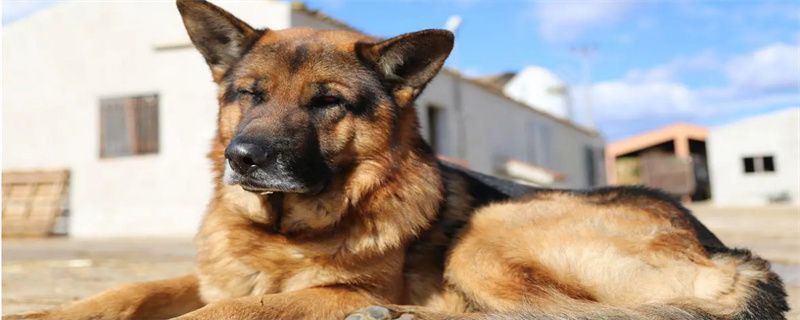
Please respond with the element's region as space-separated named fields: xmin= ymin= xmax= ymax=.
xmin=2 ymin=238 xmax=197 ymax=315
xmin=688 ymin=204 xmax=800 ymax=319
xmin=3 ymin=205 xmax=799 ymax=318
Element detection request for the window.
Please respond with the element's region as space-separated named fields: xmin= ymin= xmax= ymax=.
xmin=584 ymin=146 xmax=597 ymax=187
xmin=537 ymin=125 xmax=553 ymax=167
xmin=525 ymin=122 xmax=537 ymax=164
xmin=99 ymin=94 xmax=159 ymax=158
xmin=763 ymin=156 xmax=775 ymax=172
xmin=524 ymin=123 xmax=554 ymax=167
xmin=742 ymin=155 xmax=776 ymax=174
xmin=584 ymin=145 xmax=604 ymax=187
xmin=743 ymin=157 xmax=756 ymax=173
xmin=425 ymin=105 xmax=446 ymax=153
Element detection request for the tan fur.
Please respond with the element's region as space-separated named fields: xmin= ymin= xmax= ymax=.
xmin=445 ymin=192 xmax=746 ymax=313
xmin=5 ymin=1 xmax=785 ymax=319
xmin=358 ymin=191 xmax=785 ymax=320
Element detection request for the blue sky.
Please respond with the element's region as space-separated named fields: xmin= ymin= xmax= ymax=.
xmin=301 ymin=0 xmax=800 ymax=140
xmin=4 ymin=0 xmax=799 ymax=140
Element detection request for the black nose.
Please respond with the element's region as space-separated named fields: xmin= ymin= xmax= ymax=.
xmin=225 ymin=140 xmax=269 ymax=174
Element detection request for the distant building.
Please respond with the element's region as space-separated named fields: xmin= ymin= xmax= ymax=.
xmin=476 ymin=66 xmax=598 ymax=134
xmin=605 ymin=124 xmax=711 ymax=201
xmin=707 ymin=108 xmax=800 ymax=206
xmin=502 ymin=66 xmax=572 ymax=120
xmin=2 ymin=1 xmax=604 ymax=237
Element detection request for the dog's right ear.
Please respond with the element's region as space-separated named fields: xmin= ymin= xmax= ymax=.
xmin=356 ymin=29 xmax=454 ymax=107
xmin=177 ymin=0 xmax=261 ymax=80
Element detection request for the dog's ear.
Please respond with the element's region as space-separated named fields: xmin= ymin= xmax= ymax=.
xmin=177 ymin=0 xmax=260 ymax=80
xmin=357 ymin=29 xmax=454 ymax=104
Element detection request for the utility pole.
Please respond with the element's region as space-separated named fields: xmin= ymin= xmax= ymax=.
xmin=445 ymin=15 xmax=468 ymax=160
xmin=571 ymin=45 xmax=596 ymax=128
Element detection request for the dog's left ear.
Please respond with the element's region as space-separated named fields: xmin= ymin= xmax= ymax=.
xmin=357 ymin=29 xmax=454 ymax=103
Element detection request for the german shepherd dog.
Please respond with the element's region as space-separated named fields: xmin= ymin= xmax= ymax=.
xmin=6 ymin=1 xmax=788 ymax=319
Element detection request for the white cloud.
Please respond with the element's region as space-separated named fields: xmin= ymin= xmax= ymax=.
xmin=533 ymin=1 xmax=636 ymax=42
xmin=2 ymin=0 xmax=56 ymax=25
xmin=625 ymin=50 xmax=720 ymax=82
xmin=589 ymin=80 xmax=696 ymax=121
xmin=587 ymin=42 xmax=800 ymax=129
xmin=726 ymin=43 xmax=800 ymax=93
xmin=458 ymin=67 xmax=486 ymax=78
xmin=584 ymin=50 xmax=719 ymax=124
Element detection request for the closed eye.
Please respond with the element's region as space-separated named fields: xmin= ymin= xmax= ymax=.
xmin=235 ymin=87 xmax=264 ymax=105
xmin=312 ymin=95 xmax=343 ymax=108
xmin=237 ymin=88 xmax=257 ymax=96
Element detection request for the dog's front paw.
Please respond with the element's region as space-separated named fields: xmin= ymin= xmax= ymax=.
xmin=345 ymin=305 xmax=415 ymax=320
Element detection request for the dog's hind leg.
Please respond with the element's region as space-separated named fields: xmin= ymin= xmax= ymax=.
xmin=438 ymin=192 xmax=788 ymax=319
xmin=3 ymin=274 xmax=205 ymax=320
xmin=347 ymin=191 xmax=788 ymax=320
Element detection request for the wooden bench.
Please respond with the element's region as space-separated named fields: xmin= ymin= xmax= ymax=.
xmin=2 ymin=170 xmax=70 ymax=237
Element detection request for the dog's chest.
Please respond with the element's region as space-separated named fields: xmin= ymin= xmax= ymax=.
xmin=196 ymin=252 xmax=279 ymax=303
xmin=195 ymin=229 xmax=342 ymax=303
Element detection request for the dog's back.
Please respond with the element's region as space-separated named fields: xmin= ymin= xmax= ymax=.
xmin=441 ymin=162 xmax=725 ymax=247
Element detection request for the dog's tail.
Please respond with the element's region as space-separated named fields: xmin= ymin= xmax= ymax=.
xmin=481 ymin=247 xmax=788 ymax=320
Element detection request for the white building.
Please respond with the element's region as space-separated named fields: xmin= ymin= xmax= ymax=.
xmin=2 ymin=1 xmax=604 ymax=237
xmin=707 ymin=108 xmax=800 ymax=206
xmin=503 ymin=66 xmax=571 ymax=120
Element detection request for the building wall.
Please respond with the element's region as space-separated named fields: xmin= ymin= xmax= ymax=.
xmin=2 ymin=1 xmax=291 ymax=237
xmin=3 ymin=2 xmax=604 ymax=238
xmin=708 ymin=108 xmax=800 ymax=206
xmin=417 ymin=74 xmax=605 ymax=188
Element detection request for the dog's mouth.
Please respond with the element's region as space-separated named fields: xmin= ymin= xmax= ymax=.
xmin=224 ymin=160 xmax=326 ymax=195
xmin=239 ymin=185 xmax=280 ymax=195
xmin=238 ymin=183 xmax=324 ymax=195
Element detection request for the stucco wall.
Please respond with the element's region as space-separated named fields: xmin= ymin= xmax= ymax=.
xmin=2 ymin=1 xmax=291 ymax=237
xmin=421 ymin=74 xmax=605 ymax=188
xmin=708 ymin=108 xmax=800 ymax=206
xmin=3 ymin=2 xmax=604 ymax=237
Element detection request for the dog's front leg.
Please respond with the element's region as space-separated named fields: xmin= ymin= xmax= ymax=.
xmin=172 ymin=286 xmax=380 ymax=320
xmin=3 ymin=274 xmax=204 ymax=320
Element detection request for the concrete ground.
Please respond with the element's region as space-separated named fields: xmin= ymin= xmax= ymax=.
xmin=687 ymin=204 xmax=800 ymax=319
xmin=3 ymin=205 xmax=799 ymax=318
xmin=2 ymin=238 xmax=197 ymax=315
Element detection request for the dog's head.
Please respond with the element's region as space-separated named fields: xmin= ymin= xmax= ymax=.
xmin=178 ymin=0 xmax=452 ymax=196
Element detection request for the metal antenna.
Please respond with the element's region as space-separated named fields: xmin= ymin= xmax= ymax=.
xmin=445 ymin=15 xmax=468 ymax=160
xmin=572 ymin=45 xmax=596 ymax=128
